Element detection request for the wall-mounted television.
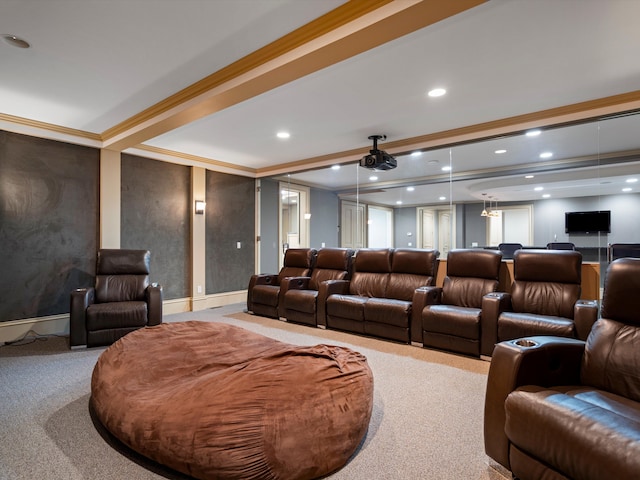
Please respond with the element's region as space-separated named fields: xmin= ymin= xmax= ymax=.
xmin=565 ymin=210 xmax=611 ymax=234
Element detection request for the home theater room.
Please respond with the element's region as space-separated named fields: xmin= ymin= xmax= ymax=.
xmin=2 ymin=1 xmax=640 ymax=479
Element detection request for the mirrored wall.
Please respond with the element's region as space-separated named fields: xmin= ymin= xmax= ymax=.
xmin=262 ymin=110 xmax=640 ymax=292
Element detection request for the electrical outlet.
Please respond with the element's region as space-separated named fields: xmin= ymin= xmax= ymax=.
xmin=236 ymin=242 xmax=241 ymax=249
xmin=197 ymin=285 xmax=202 ymax=294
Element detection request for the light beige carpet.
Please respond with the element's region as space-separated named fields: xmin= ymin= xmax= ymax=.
xmin=0 ymin=303 xmax=509 ymax=480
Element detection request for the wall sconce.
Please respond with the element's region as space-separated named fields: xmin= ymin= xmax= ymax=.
xmin=195 ymin=200 xmax=206 ymax=215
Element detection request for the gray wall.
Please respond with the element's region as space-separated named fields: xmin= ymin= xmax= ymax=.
xmin=310 ymin=188 xmax=340 ymax=249
xmin=0 ymin=131 xmax=99 ymax=321
xmin=121 ymin=154 xmax=190 ymax=300
xmin=259 ymin=178 xmax=280 ymax=274
xmin=206 ymin=171 xmax=255 ymax=293
xmin=394 ymin=207 xmax=415 ymax=248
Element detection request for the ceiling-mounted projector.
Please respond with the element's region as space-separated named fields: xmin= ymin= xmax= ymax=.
xmin=360 ymin=134 xmax=397 ymax=170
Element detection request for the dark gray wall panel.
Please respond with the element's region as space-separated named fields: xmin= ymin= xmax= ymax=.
xmin=0 ymin=131 xmax=98 ymax=321
xmin=206 ymin=172 xmax=255 ymax=294
xmin=121 ymin=154 xmax=189 ymax=300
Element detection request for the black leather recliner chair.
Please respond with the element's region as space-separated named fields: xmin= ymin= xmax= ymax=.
xmin=70 ymin=249 xmax=163 ymax=348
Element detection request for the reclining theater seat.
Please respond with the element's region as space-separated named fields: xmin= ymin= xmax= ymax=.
xmin=484 ymin=257 xmax=640 ymax=480
xmin=70 ymin=249 xmax=163 ymax=348
xmin=281 ymin=248 xmax=354 ymax=327
xmin=411 ymin=249 xmax=502 ymax=357
xmin=326 ymin=248 xmax=439 ymax=344
xmin=481 ymin=249 xmax=598 ymax=356
xmin=247 ymin=248 xmax=317 ymax=319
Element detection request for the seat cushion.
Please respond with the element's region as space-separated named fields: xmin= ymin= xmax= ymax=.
xmin=423 ymin=305 xmax=481 ymax=340
xmin=86 ymin=301 xmax=148 ymax=330
xmin=364 ymin=298 xmax=411 ymax=327
xmin=498 ymin=311 xmax=575 ymax=340
xmin=251 ymin=284 xmax=280 ymax=307
xmin=505 ymin=385 xmax=640 ymax=480
xmin=284 ymin=289 xmax=318 ymax=314
xmin=326 ymin=295 xmax=368 ymax=321
xmin=91 ymin=321 xmax=373 ymax=480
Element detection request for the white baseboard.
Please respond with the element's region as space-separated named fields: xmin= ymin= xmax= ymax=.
xmin=0 ymin=291 xmax=247 ymax=344
xmin=0 ymin=314 xmax=70 ymax=344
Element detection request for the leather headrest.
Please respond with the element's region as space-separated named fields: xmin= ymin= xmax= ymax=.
xmin=97 ymin=249 xmax=150 ymax=275
xmin=601 ymin=257 xmax=640 ymax=326
xmin=514 ymin=249 xmax=581 ymax=284
xmin=446 ymin=249 xmax=502 ymax=279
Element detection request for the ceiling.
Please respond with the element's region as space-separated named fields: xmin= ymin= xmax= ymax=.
xmin=2 ymin=0 xmax=640 ymax=206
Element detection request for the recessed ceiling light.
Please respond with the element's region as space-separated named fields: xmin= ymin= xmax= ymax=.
xmin=542 ymin=194 xmax=551 ymax=198
xmin=526 ymin=129 xmax=542 ymax=137
xmin=427 ymin=88 xmax=446 ymax=97
xmin=410 ymin=151 xmax=423 ymax=157
xmin=495 ymin=149 xmax=507 ymax=154
xmin=525 ymin=175 xmax=535 ymax=179
xmin=369 ymin=176 xmax=378 ymax=181
xmin=626 ymin=178 xmax=638 ymax=183
xmin=276 ymin=131 xmax=290 ymax=139
xmin=539 ymin=152 xmax=553 ymax=159
xmin=534 ymin=186 xmax=544 ymax=191
xmin=439 ymin=196 xmax=446 ymax=201
xmin=622 ymin=187 xmax=633 ymax=192
xmin=2 ymin=34 xmax=30 ymax=48
xmin=406 ymin=186 xmax=415 ymax=192
xmin=441 ymin=165 xmax=451 ymax=172
xmin=396 ymin=200 xmax=403 ymax=205
xmin=331 ymin=165 xmax=340 ymax=170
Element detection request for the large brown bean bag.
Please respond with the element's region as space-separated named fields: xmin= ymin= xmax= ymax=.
xmin=91 ymin=321 xmax=374 ymax=479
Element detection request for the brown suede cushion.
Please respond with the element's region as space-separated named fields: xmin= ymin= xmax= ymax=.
xmin=91 ymin=321 xmax=374 ymax=480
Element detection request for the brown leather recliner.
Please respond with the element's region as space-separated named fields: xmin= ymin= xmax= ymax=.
xmin=484 ymin=257 xmax=640 ymax=480
xmin=70 ymin=249 xmax=163 ymax=348
xmin=247 ymin=248 xmax=317 ymax=318
xmin=411 ymin=249 xmax=502 ymax=357
xmin=325 ymin=248 xmax=439 ymax=344
xmin=281 ymin=248 xmax=354 ymax=327
xmin=481 ymin=249 xmax=598 ymax=356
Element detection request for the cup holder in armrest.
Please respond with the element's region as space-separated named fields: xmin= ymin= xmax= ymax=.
xmin=513 ymin=339 xmax=538 ymax=348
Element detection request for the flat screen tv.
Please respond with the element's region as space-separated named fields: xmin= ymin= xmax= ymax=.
xmin=565 ymin=210 xmax=611 ymax=234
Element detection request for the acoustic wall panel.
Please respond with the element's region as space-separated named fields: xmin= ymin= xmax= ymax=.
xmin=206 ymin=171 xmax=255 ymax=294
xmin=0 ymin=131 xmax=99 ymax=321
xmin=121 ymin=154 xmax=189 ymax=300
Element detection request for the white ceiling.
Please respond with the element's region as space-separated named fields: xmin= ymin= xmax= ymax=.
xmin=2 ymin=0 xmax=640 ymax=206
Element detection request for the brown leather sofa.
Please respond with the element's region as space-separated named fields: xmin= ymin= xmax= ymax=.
xmin=481 ymin=249 xmax=598 ymax=356
xmin=281 ymin=248 xmax=354 ymax=327
xmin=325 ymin=248 xmax=439 ymax=344
xmin=484 ymin=257 xmax=640 ymax=480
xmin=70 ymin=249 xmax=163 ymax=348
xmin=247 ymin=248 xmax=316 ymax=318
xmin=411 ymin=249 xmax=502 ymax=357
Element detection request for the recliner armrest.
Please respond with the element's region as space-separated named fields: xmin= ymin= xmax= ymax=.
xmin=70 ymin=287 xmax=95 ymax=347
xmin=484 ymin=336 xmax=585 ymax=470
xmin=281 ymin=276 xmax=311 ymax=291
xmin=146 ymin=283 xmax=163 ymax=326
xmin=574 ymin=299 xmax=599 ymax=341
xmin=410 ymin=286 xmax=441 ymax=344
xmin=480 ymin=292 xmax=512 ymax=356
